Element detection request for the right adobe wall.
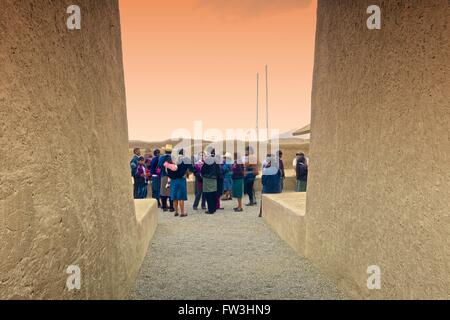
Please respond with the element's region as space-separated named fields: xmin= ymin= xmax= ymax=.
xmin=306 ymin=0 xmax=449 ymax=299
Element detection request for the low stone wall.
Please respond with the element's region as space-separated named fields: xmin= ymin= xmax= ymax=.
xmin=132 ymin=199 xmax=159 ymax=294
xmin=262 ymin=193 xmax=307 ymax=256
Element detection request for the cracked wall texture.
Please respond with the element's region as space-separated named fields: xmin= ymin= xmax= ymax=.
xmin=306 ymin=0 xmax=449 ymax=299
xmin=0 ymin=0 xmax=144 ymax=299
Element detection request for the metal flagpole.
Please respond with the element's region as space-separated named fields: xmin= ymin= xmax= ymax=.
xmin=256 ymin=72 xmax=261 ymax=214
xmin=265 ymin=65 xmax=269 ymax=140
xmin=256 ymin=73 xmax=259 ymax=143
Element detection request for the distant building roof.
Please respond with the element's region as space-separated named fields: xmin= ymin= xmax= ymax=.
xmin=293 ymin=124 xmax=311 ymax=136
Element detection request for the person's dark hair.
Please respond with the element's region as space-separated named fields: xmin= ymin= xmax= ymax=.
xmin=138 ymin=156 xmax=145 ymax=162
xmin=234 ymin=152 xmax=239 ymax=160
xmin=178 ymin=149 xmax=184 ymax=156
xmin=298 ymin=155 xmax=306 ymax=164
xmin=278 ymin=150 xmax=283 ymax=156
xmin=133 ymin=148 xmax=140 ymax=155
xmin=154 ymin=149 xmax=160 ymax=157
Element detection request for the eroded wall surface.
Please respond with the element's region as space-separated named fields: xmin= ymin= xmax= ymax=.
xmin=0 ymin=0 xmax=149 ymax=299
xmin=306 ymin=0 xmax=449 ymax=299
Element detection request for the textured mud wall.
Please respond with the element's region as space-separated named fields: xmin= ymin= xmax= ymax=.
xmin=0 ymin=0 xmax=149 ymax=299
xmin=306 ymin=0 xmax=449 ymax=299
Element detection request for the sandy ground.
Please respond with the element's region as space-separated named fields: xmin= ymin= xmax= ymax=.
xmin=130 ymin=194 xmax=344 ymax=300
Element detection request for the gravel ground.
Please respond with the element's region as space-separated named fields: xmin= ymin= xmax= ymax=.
xmin=130 ymin=193 xmax=344 ymax=300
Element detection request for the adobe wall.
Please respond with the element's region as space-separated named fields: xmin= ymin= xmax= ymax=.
xmin=0 ymin=0 xmax=156 ymax=299
xmin=306 ymin=0 xmax=449 ymax=299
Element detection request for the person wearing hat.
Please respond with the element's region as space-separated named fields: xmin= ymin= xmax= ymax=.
xmin=157 ymin=144 xmax=175 ymax=212
xmin=221 ymin=152 xmax=233 ymax=201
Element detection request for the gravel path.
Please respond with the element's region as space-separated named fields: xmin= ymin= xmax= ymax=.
xmin=130 ymin=194 xmax=344 ymax=300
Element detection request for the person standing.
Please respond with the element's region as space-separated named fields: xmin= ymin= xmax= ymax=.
xmin=296 ymin=155 xmax=308 ymax=192
xmin=158 ymin=145 xmax=175 ymax=212
xmin=222 ymin=153 xmax=233 ymax=201
xmin=150 ymin=149 xmax=161 ymax=208
xmin=216 ymin=154 xmax=224 ymax=211
xmin=293 ymin=153 xmax=302 ymax=169
xmin=130 ymin=148 xmax=141 ymax=198
xmin=277 ymin=150 xmax=285 ymax=192
xmin=243 ymin=146 xmax=258 ymax=206
xmin=134 ymin=156 xmax=149 ymax=199
xmin=166 ymin=149 xmax=192 ymax=217
xmin=193 ymin=152 xmax=206 ymax=211
xmin=231 ymin=153 xmax=245 ymax=212
xmin=201 ymin=149 xmax=221 ymax=214
xmin=261 ymin=154 xmax=282 ymax=194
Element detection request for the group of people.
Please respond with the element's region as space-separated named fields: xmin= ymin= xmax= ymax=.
xmin=130 ymin=144 xmax=309 ymax=217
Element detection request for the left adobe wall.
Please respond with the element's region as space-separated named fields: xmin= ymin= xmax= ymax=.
xmin=0 ymin=0 xmax=154 ymax=299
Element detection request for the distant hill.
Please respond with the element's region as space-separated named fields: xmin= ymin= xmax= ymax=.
xmin=129 ymin=138 xmax=182 ymax=150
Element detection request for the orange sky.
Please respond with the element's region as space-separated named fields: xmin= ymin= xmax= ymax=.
xmin=119 ymin=0 xmax=317 ymax=141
